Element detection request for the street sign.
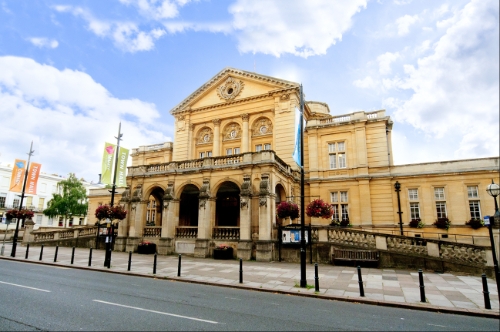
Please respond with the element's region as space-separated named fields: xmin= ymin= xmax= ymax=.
xmin=483 ymin=216 xmax=490 ymax=226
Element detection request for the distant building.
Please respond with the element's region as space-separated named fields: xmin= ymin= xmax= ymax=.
xmin=0 ymin=164 xmax=102 ymax=228
xmin=88 ymin=68 xmax=499 ymax=261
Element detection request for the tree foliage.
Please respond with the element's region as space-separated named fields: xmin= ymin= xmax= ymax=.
xmin=43 ymin=173 xmax=88 ymax=221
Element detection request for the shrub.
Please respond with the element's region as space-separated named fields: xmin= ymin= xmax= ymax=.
xmin=466 ymin=218 xmax=484 ymax=229
xmin=434 ymin=217 xmax=450 ymax=230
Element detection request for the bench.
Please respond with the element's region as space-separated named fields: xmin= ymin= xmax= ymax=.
xmin=332 ymin=249 xmax=379 ymax=267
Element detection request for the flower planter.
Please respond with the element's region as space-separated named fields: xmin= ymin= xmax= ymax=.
xmin=137 ymin=243 xmax=156 ymax=254
xmin=214 ymin=247 xmax=233 ymax=260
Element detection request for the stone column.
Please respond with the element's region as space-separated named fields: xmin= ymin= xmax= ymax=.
xmin=257 ymin=174 xmax=274 ymax=261
xmin=188 ymin=123 xmax=194 ymax=159
xmin=241 ymin=113 xmax=249 ymax=153
xmin=213 ymin=119 xmax=220 ymax=157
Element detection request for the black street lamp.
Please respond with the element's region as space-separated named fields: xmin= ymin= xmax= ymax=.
xmin=485 ymin=180 xmax=500 ymax=294
xmin=394 ymin=181 xmax=404 ymax=236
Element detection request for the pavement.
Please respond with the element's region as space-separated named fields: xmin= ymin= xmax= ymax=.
xmin=0 ymin=243 xmax=498 ymax=319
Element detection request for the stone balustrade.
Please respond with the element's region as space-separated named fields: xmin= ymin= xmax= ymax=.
xmin=176 ymin=226 xmax=198 ymax=239
xmin=143 ymin=226 xmax=161 ymax=237
xmin=312 ymin=226 xmax=492 ymax=268
xmin=28 ymin=226 xmax=97 ymax=243
xmin=212 ymin=227 xmax=240 ymax=240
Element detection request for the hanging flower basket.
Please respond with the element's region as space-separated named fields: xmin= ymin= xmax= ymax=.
xmin=276 ymin=201 xmax=299 ymax=220
xmin=409 ymin=218 xmax=424 ymax=228
xmin=466 ymin=218 xmax=484 ymax=229
xmin=95 ymin=204 xmax=128 ymax=222
xmin=306 ymin=199 xmax=333 ymax=219
xmin=6 ymin=209 xmax=34 ymax=220
xmin=434 ymin=217 xmax=450 ymax=230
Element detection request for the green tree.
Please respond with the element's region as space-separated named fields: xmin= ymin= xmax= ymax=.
xmin=43 ymin=173 xmax=88 ymax=227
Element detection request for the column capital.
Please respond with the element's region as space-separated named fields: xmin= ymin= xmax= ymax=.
xmin=213 ymin=118 xmax=221 ymax=126
xmin=241 ymin=113 xmax=249 ymax=122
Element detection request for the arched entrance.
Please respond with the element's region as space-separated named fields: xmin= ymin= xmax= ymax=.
xmin=215 ymin=181 xmax=240 ymax=227
xmin=275 ymin=183 xmax=287 ymax=226
xmin=146 ymin=187 xmax=164 ymax=226
xmin=179 ymin=184 xmax=199 ymax=227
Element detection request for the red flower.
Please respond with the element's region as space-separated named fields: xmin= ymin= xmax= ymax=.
xmin=306 ymin=199 xmax=333 ymax=219
xmin=276 ymin=201 xmax=299 ymax=219
xmin=95 ymin=204 xmax=127 ymax=221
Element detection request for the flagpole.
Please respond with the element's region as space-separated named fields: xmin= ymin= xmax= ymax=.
xmin=299 ymin=84 xmax=307 ymax=288
xmin=11 ymin=141 xmax=34 ymax=257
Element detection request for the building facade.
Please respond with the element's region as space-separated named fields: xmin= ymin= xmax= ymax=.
xmin=88 ymin=68 xmax=499 ymax=261
xmin=0 ymin=164 xmax=100 ymax=229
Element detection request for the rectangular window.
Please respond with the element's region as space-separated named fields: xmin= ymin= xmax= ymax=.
xmin=467 ymin=186 xmax=479 ymax=198
xmin=255 ymin=144 xmax=262 ymax=152
xmin=26 ymin=196 xmax=33 ymax=208
xmin=234 ymin=147 xmax=240 ymax=154
xmin=36 ymin=215 xmax=42 ymax=224
xmin=199 ymin=152 xmax=205 ymax=158
xmin=434 ymin=187 xmax=445 ymax=199
xmin=79 ymin=217 xmax=84 ymax=226
xmin=410 ymin=203 xmax=420 ymax=219
xmin=469 ymin=201 xmax=481 ymax=219
xmin=58 ymin=217 xmax=64 ymax=227
xmin=13 ymin=199 xmax=20 ymax=209
xmin=408 ymin=189 xmax=418 ymax=200
xmin=68 ymin=218 xmax=73 ymax=227
xmin=264 ymin=144 xmax=271 ymax=150
xmin=436 ymin=202 xmax=447 ymax=218
xmin=0 ymin=195 xmax=5 ymax=208
xmin=331 ymin=191 xmax=348 ymax=221
xmin=226 ymin=148 xmax=233 ymax=156
xmin=328 ymin=142 xmax=347 ymax=169
xmin=38 ymin=198 xmax=45 ymax=210
xmin=48 ymin=218 xmax=53 ymax=226
xmin=207 ymin=151 xmax=212 ymax=157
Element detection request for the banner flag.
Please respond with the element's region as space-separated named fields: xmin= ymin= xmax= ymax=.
xmin=101 ymin=142 xmax=116 ymax=184
xmin=292 ymin=107 xmax=302 ymax=167
xmin=26 ymin=162 xmax=42 ymax=195
xmin=116 ymin=147 xmax=129 ymax=188
xmin=9 ymin=159 xmax=26 ymax=192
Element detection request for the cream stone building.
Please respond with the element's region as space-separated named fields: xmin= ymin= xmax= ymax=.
xmin=88 ymin=68 xmax=499 ymax=261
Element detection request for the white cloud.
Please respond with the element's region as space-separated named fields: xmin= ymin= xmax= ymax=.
xmin=395 ymin=14 xmax=419 ymax=36
xmin=353 ymin=76 xmax=378 ymax=89
xmin=377 ymin=52 xmax=400 ymax=75
xmin=28 ymin=37 xmax=59 ymax=49
xmin=229 ymin=0 xmax=367 ymax=58
xmin=54 ymin=5 xmax=165 ymax=52
xmin=0 ymin=56 xmax=170 ymax=182
xmin=391 ymin=0 xmax=499 ymax=159
xmin=119 ymin=0 xmax=191 ymax=20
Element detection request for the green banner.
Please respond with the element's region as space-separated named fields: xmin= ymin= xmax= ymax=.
xmin=116 ymin=147 xmax=129 ymax=188
xmin=101 ymin=142 xmax=116 ymax=184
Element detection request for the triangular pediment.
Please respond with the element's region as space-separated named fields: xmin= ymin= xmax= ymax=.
xmin=170 ymin=68 xmax=299 ymax=115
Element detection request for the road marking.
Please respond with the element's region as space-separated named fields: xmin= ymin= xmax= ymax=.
xmin=93 ymin=300 xmax=218 ymax=324
xmin=0 ymin=281 xmax=51 ymax=292
xmin=428 ymin=324 xmax=447 ymax=328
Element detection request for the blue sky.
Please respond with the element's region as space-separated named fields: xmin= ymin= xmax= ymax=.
xmin=0 ymin=0 xmax=498 ymax=183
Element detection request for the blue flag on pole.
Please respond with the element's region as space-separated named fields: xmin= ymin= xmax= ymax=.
xmin=292 ymin=106 xmax=302 ymax=167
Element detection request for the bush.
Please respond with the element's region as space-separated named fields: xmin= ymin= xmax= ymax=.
xmin=466 ymin=218 xmax=484 ymax=229
xmin=409 ymin=218 xmax=424 ymax=228
xmin=434 ymin=217 xmax=450 ymax=230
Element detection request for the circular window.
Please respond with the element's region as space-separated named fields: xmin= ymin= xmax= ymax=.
xmin=203 ymin=134 xmax=210 ymax=142
xmin=260 ymin=126 xmax=268 ymax=134
xmin=227 ymin=88 xmax=234 ymax=95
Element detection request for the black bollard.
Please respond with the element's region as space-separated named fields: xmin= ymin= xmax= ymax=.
xmin=239 ymin=258 xmax=243 ymax=284
xmin=25 ymin=244 xmax=30 ymax=259
xmin=88 ymin=248 xmax=93 ymax=267
xmin=177 ymin=254 xmax=181 ymax=277
xmin=357 ymin=266 xmax=365 ymax=297
xmin=482 ymin=274 xmax=491 ymax=310
xmin=315 ymin=263 xmax=320 ymax=292
xmin=418 ymin=269 xmax=426 ymax=302
xmin=153 ymin=253 xmax=157 ymax=274
xmin=54 ymin=245 xmax=58 ymax=262
xmin=71 ymin=247 xmax=75 ymax=264
xmin=127 ymin=251 xmax=132 ymax=271
xmin=39 ymin=245 xmax=44 ymax=261
xmin=107 ymin=248 xmax=112 ymax=269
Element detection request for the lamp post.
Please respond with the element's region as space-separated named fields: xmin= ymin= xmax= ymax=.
xmin=11 ymin=141 xmax=35 ymax=257
xmin=485 ymin=180 xmax=500 ymax=294
xmin=103 ymin=123 xmax=123 ymax=268
xmin=394 ymin=181 xmax=404 ymax=236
